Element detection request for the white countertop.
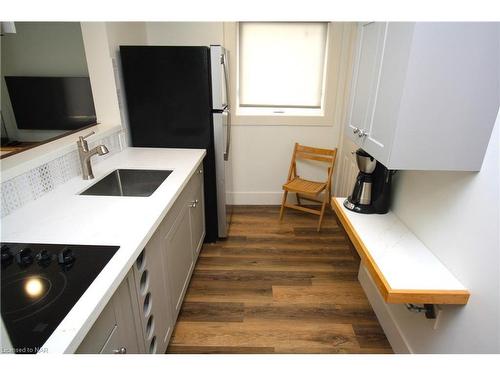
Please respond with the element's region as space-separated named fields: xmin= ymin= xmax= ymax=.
xmin=0 ymin=147 xmax=206 ymax=353
xmin=333 ymin=198 xmax=467 ymax=292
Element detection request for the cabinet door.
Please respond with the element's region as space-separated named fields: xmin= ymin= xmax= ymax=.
xmin=100 ymin=276 xmax=140 ymax=354
xmin=76 ymin=271 xmax=141 ymax=354
xmin=347 ymin=22 xmax=387 ymax=146
xmin=189 ymin=171 xmax=205 ymax=258
xmin=363 ymin=23 xmax=415 ymax=166
xmin=164 ymin=203 xmax=194 ymax=319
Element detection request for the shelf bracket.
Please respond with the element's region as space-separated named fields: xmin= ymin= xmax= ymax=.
xmin=405 ymin=303 xmax=436 ymax=319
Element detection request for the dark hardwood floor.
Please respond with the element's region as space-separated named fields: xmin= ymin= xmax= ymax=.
xmin=167 ymin=205 xmax=392 ymax=354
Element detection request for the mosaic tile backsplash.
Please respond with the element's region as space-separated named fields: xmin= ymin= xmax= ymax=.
xmin=1 ymin=131 xmax=123 ymax=218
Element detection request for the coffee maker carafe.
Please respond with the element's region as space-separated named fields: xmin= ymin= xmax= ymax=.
xmin=344 ymin=149 xmax=393 ymax=214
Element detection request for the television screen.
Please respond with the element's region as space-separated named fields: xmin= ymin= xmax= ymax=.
xmin=5 ymin=76 xmax=97 ymax=131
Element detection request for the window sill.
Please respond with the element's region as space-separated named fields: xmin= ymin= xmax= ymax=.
xmin=237 ymin=107 xmax=324 ymax=117
xmin=233 ymin=106 xmax=333 ymax=126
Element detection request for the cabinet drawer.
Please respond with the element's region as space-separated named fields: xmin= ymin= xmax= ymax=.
xmin=76 ymin=271 xmax=142 ymax=354
xmin=76 ymin=297 xmax=117 ymax=353
xmin=99 ymin=325 xmax=120 ymax=354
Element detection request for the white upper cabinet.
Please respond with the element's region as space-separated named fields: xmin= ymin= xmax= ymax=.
xmin=347 ymin=22 xmax=500 ymax=171
xmin=348 ymin=22 xmax=386 ymax=147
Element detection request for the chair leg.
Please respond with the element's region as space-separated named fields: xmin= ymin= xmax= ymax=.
xmin=317 ymin=193 xmax=328 ymax=232
xmin=296 ymin=193 xmax=301 ymax=205
xmin=279 ymin=190 xmax=289 ymax=221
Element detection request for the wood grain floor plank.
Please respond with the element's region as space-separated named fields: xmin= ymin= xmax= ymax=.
xmin=272 ymin=285 xmax=372 ymax=306
xmin=184 ymin=285 xmax=274 ymax=304
xmin=215 ymin=236 xmax=350 ymax=247
xmin=353 ymin=323 xmax=393 ymax=349
xmin=210 ymin=234 xmax=346 ymax=243
xmin=190 ymin=270 xmax=316 ymax=288
xmin=200 ymin=246 xmax=353 ymax=259
xmin=196 ymin=256 xmax=358 ymax=273
xmin=273 ymin=346 xmax=393 ymax=354
xmin=167 ymin=345 xmax=275 ymax=354
xmin=244 ymin=303 xmax=378 ymax=324
xmin=170 ymin=321 xmax=359 ymax=350
xmin=177 ymin=302 xmax=245 ymax=322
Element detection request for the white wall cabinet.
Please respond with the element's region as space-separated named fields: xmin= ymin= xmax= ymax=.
xmin=347 ymin=22 xmax=499 ymax=171
xmin=77 ymin=163 xmax=205 ymax=353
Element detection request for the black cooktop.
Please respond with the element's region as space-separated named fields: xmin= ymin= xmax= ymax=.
xmin=1 ymin=242 xmax=119 ymax=354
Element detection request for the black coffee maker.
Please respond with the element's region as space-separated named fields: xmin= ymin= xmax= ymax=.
xmin=344 ymin=149 xmax=393 ymax=214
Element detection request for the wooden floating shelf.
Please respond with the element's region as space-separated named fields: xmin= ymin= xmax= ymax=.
xmin=331 ymin=197 xmax=470 ymax=305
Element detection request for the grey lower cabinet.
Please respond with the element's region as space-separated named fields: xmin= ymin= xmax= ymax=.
xmin=76 ymin=270 xmax=143 ymax=354
xmin=189 ymin=169 xmax=205 ymax=258
xmin=76 ymin=164 xmax=205 ymax=354
xmin=164 ymin=203 xmax=194 ymax=319
xmin=163 ymin=165 xmax=205 ymax=321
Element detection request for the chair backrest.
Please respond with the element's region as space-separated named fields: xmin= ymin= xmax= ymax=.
xmin=287 ymin=143 xmax=338 ymax=188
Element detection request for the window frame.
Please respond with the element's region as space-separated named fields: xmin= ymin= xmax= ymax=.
xmin=223 ymin=21 xmax=341 ymax=126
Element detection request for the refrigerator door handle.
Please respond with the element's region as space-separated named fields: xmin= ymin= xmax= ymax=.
xmin=222 ymin=51 xmax=230 ymax=110
xmin=222 ymin=50 xmax=231 ymax=161
xmin=224 ymin=109 xmax=231 ymax=161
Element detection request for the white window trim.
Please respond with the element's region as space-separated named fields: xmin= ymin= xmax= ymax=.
xmin=223 ymin=22 xmax=347 ymax=127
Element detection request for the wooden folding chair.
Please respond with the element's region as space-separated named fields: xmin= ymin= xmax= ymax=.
xmin=279 ymin=143 xmax=338 ymax=232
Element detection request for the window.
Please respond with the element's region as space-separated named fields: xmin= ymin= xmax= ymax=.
xmin=238 ymin=22 xmax=329 ymax=116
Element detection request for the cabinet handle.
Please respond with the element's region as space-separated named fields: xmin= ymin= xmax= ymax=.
xmin=189 ymin=199 xmax=199 ymax=208
xmin=112 ymin=347 xmax=127 ymax=354
xmin=352 ymin=127 xmax=360 ymax=134
xmin=358 ymin=130 xmax=369 ymax=138
xmin=198 ymin=169 xmax=203 ymax=174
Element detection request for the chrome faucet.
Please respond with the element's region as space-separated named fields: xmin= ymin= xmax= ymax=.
xmin=77 ymin=131 xmax=109 ymax=180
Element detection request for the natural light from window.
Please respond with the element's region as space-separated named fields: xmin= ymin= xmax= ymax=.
xmin=238 ymin=22 xmax=328 ymax=115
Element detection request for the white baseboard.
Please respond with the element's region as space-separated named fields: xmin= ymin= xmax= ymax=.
xmin=358 ymin=265 xmax=412 ymax=354
xmin=226 ymin=191 xmax=325 ymax=205
xmin=226 ymin=191 xmax=283 ymax=205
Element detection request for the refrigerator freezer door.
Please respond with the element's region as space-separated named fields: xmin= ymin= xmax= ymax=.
xmin=213 ymin=111 xmax=230 ymax=237
xmin=210 ymin=45 xmax=228 ymax=111
xmin=119 ymin=46 xmax=219 ymax=242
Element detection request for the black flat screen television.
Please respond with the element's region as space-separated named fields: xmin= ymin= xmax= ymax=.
xmin=5 ymin=76 xmax=97 ymax=131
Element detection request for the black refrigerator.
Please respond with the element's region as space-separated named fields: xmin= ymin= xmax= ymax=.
xmin=119 ymin=46 xmax=218 ymax=242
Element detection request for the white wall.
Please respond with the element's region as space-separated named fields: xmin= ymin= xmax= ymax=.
xmin=1 ymin=22 xmax=89 ymax=142
xmin=106 ymin=22 xmax=148 ymax=60
xmin=80 ymin=22 xmax=122 ymax=127
xmin=104 ymin=22 xmax=148 ymax=145
xmin=372 ymin=111 xmax=499 ymax=353
xmin=80 ymin=22 xmax=148 ymax=129
xmin=146 ymin=22 xmax=223 ymax=46
xmin=144 ymin=22 xmax=355 ymax=204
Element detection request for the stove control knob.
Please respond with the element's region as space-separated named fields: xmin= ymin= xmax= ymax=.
xmin=1 ymin=245 xmax=13 ymax=265
xmin=36 ymin=250 xmax=52 ymax=266
xmin=15 ymin=247 xmax=34 ymax=267
xmin=58 ymin=247 xmax=75 ymax=265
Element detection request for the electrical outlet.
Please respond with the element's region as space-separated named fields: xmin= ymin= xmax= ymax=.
xmin=433 ymin=305 xmax=443 ymax=330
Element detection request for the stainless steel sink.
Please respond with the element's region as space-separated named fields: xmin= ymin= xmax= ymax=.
xmin=80 ymin=169 xmax=172 ymax=197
